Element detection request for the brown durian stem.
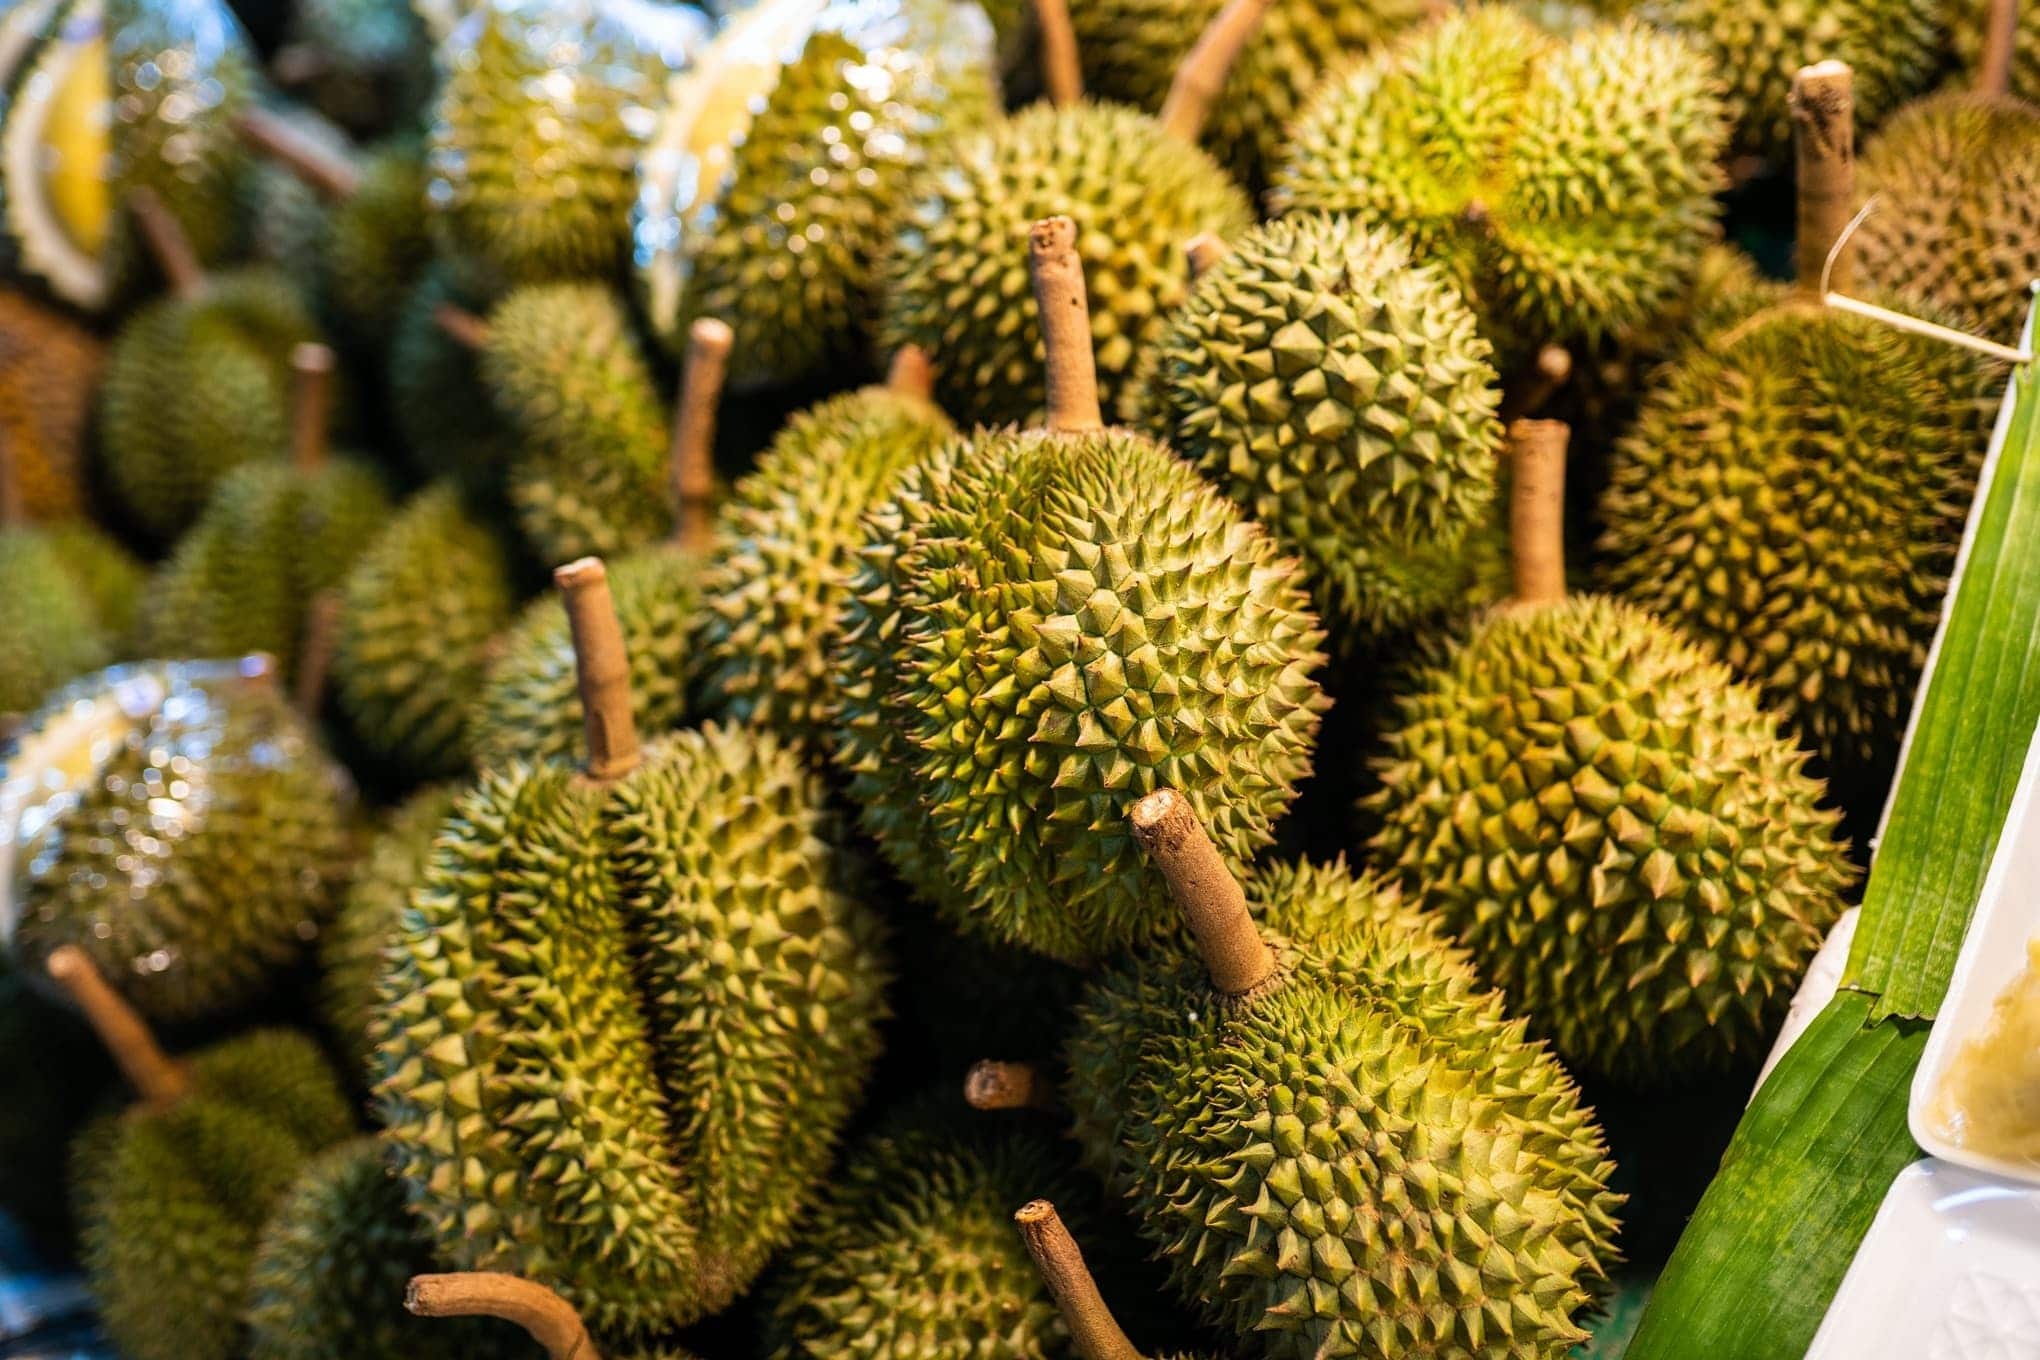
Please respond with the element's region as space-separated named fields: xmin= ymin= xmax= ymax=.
xmin=0 ymin=427 xmax=22 ymax=528
xmin=670 ymin=318 xmax=732 ymax=552
xmin=1157 ymin=0 xmax=1274 ymax=145
xmin=433 ymin=303 xmax=491 ymax=350
xmin=554 ymin=558 xmax=641 ymax=784
xmin=44 ymin=946 xmax=190 ymax=1109
xmin=1507 ymin=418 xmax=1569 ymax=607
xmin=1981 ymin=0 xmax=2019 ymax=98
xmin=886 ymin=344 xmax=937 ymax=403
xmin=234 ymin=106 xmax=361 ymax=201
xmin=127 ymin=188 xmax=204 ymax=301
xmin=406 ymin=1274 xmax=602 ymax=1360
xmin=1030 ymin=0 xmax=1083 ymax=105
xmin=293 ymin=590 xmax=342 ymax=719
xmin=1184 ymin=233 xmax=1229 ymax=282
xmin=290 ymin=342 xmax=336 ymax=473
xmin=1014 ymin=1201 xmax=1144 ymax=1360
xmin=1789 ymin=61 xmax=1856 ymax=295
xmin=1129 ymin=788 xmax=1272 ymax=996
xmin=965 ymin=1059 xmax=1057 ymax=1112
xmin=1028 ymin=217 xmax=1103 ymax=433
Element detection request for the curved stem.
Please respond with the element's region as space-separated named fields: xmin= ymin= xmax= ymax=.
xmin=1029 ymin=0 xmax=1082 ymax=105
xmin=886 ymin=344 xmax=936 ymax=403
xmin=1028 ymin=217 xmax=1103 ymax=433
xmin=433 ymin=303 xmax=491 ymax=351
xmin=406 ymin=1274 xmax=601 ymax=1360
xmin=293 ymin=590 xmax=342 ymax=720
xmin=1157 ymin=0 xmax=1273 ymax=145
xmin=1789 ymin=61 xmax=1855 ymax=296
xmin=290 ymin=342 xmax=336 ymax=474
xmin=965 ymin=1059 xmax=1057 ymax=1112
xmin=234 ymin=106 xmax=360 ymax=200
xmin=1129 ymin=789 xmax=1272 ymax=996
xmin=1980 ymin=0 xmax=2019 ymax=99
xmin=127 ymin=188 xmax=204 ymax=301
xmin=554 ymin=558 xmax=641 ymax=784
xmin=670 ymin=318 xmax=732 ymax=553
xmin=1013 ymin=1201 xmax=1143 ymax=1360
xmin=1507 ymin=418 xmax=1569 ymax=607
xmin=44 ymin=946 xmax=190 ymax=1108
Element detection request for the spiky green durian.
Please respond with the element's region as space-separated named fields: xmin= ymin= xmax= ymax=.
xmin=1598 ymin=295 xmax=1997 ymax=770
xmin=1270 ymin=6 xmax=1728 ymax=360
xmin=761 ymin=1093 xmax=1095 ymax=1360
xmin=388 ymin=267 xmax=519 ymax=494
xmin=281 ymin=0 xmax=433 ymax=136
xmin=1643 ymin=0 xmax=1946 ymax=159
xmin=1852 ymin=91 xmax=2040 ymax=345
xmin=1068 ymin=0 xmax=1438 ymax=182
xmin=98 ymin=269 xmax=325 ymax=543
xmin=244 ymin=105 xmax=353 ymax=287
xmin=484 ymin=280 xmax=671 ymax=564
xmin=472 ymin=546 xmax=697 ymax=770
xmin=0 ymin=289 xmax=102 ymax=520
xmin=3 ymin=659 xmax=359 ymax=1023
xmin=881 ymin=100 xmax=1254 ymax=426
xmin=40 ymin=519 xmax=143 ymax=646
xmin=635 ymin=0 xmax=997 ymax=388
xmin=375 ymin=702 xmax=890 ymax=1336
xmin=427 ymin=0 xmax=671 ymax=284
xmin=0 ymin=526 xmax=118 ymax=713
xmin=0 ymin=957 xmax=114 ymax=1252
xmin=1067 ymin=823 xmax=1623 ymax=1360
xmin=1125 ymin=213 xmax=1503 ymax=633
xmin=318 ymin=784 xmax=457 ymax=1077
xmin=694 ymin=370 xmax=952 ymax=744
xmin=246 ymin=1139 xmax=520 ymax=1360
xmin=333 ymin=484 xmax=521 ymax=781
xmin=324 ymin=138 xmax=433 ymax=339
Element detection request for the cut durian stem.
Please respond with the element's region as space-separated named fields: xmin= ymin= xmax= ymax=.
xmin=886 ymin=344 xmax=937 ymax=404
xmin=1029 ymin=0 xmax=1083 ymax=106
xmin=406 ymin=1273 xmax=603 ymax=1360
xmin=1157 ymin=0 xmax=1275 ymax=145
xmin=965 ymin=1059 xmax=1058 ymax=1112
xmin=433 ymin=303 xmax=491 ymax=351
xmin=670 ymin=318 xmax=733 ymax=553
xmin=43 ymin=945 xmax=191 ymax=1110
xmin=1183 ymin=233 xmax=1229 ymax=282
xmin=290 ymin=342 xmax=337 ymax=474
xmin=1789 ymin=62 xmax=1856 ymax=294
xmin=1129 ymin=788 xmax=1274 ymax=996
xmin=1507 ymin=418 xmax=1569 ymax=607
xmin=1028 ymin=217 xmax=1104 ymax=433
xmin=294 ymin=589 xmax=343 ymax=720
xmin=1981 ymin=0 xmax=2019 ymax=98
xmin=554 ymin=557 xmax=641 ymax=783
xmin=234 ymin=107 xmax=362 ymax=201
xmin=126 ymin=188 xmax=205 ymax=302
xmin=1013 ymin=1200 xmax=1144 ymax=1360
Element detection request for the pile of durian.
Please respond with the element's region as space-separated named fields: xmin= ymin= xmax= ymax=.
xmin=0 ymin=0 xmax=2031 ymax=1355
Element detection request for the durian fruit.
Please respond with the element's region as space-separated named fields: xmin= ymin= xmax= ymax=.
xmin=634 ymin=0 xmax=998 ymax=388
xmin=332 ymin=483 xmax=521 ymax=781
xmin=48 ymin=947 xmax=354 ymax=1360
xmin=1014 ymin=1200 xmax=1221 ymax=1360
xmin=97 ymin=197 xmax=326 ymax=543
xmin=241 ymin=103 xmax=353 ymax=289
xmin=694 ymin=346 xmax=953 ymax=745
xmin=0 ymin=288 xmax=102 ymax=519
xmin=760 ymin=1092 xmax=1096 ymax=1359
xmin=0 ymin=522 xmax=127 ymax=716
xmin=3 ymin=658 xmax=359 ymax=1024
xmin=1065 ymin=790 xmax=1623 ymax=1358
xmin=880 ymin=0 xmax=1260 ymax=425
xmin=317 ymin=784 xmax=458 ymax=1077
xmin=0 ymin=954 xmax=114 ymax=1253
xmin=0 ymin=0 xmax=258 ymax=311
xmin=246 ymin=1139 xmax=521 ymax=1360
xmin=140 ymin=344 xmax=392 ymax=685
xmin=376 ymin=560 xmax=890 ymax=1336
xmin=273 ymin=0 xmax=434 ymax=137
xmin=407 ymin=1272 xmax=695 ymax=1360
xmin=1271 ymin=5 xmax=1728 ymax=363
xmin=1125 ymin=213 xmax=1504 ymax=635
xmin=1374 ymin=421 xmax=1857 ymax=1077
xmin=1067 ymin=0 xmax=1438 ymax=183
xmin=427 ymin=0 xmax=695 ymax=285
xmin=388 ymin=267 xmax=521 ymax=494
xmin=834 ymin=217 xmax=1327 ymax=964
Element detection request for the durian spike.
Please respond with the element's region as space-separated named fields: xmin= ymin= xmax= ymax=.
xmin=1029 ymin=0 xmax=1083 ymax=105
xmin=127 ymin=188 xmax=204 ymax=302
xmin=1507 ymin=418 xmax=1569 ymax=607
xmin=1981 ymin=0 xmax=2019 ymax=98
xmin=1129 ymin=788 xmax=1274 ymax=996
xmin=669 ymin=318 xmax=732 ymax=553
xmin=44 ymin=946 xmax=191 ymax=1109
xmin=1028 ymin=217 xmax=1103 ymax=433
xmin=406 ymin=1274 xmax=602 ymax=1360
xmin=433 ymin=303 xmax=492 ymax=350
xmin=233 ymin=106 xmax=362 ymax=201
xmin=0 ymin=425 xmax=22 ymax=528
xmin=1013 ymin=1200 xmax=1144 ymax=1360
xmin=1157 ymin=0 xmax=1276 ymax=145
xmin=294 ymin=590 xmax=342 ymax=719
xmin=965 ymin=1059 xmax=1057 ymax=1112
xmin=886 ymin=344 xmax=937 ymax=403
xmin=1184 ymin=233 xmax=1229 ymax=282
xmin=554 ymin=557 xmax=641 ymax=784
xmin=1789 ymin=61 xmax=1856 ymax=295
xmin=290 ymin=342 xmax=337 ymax=473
